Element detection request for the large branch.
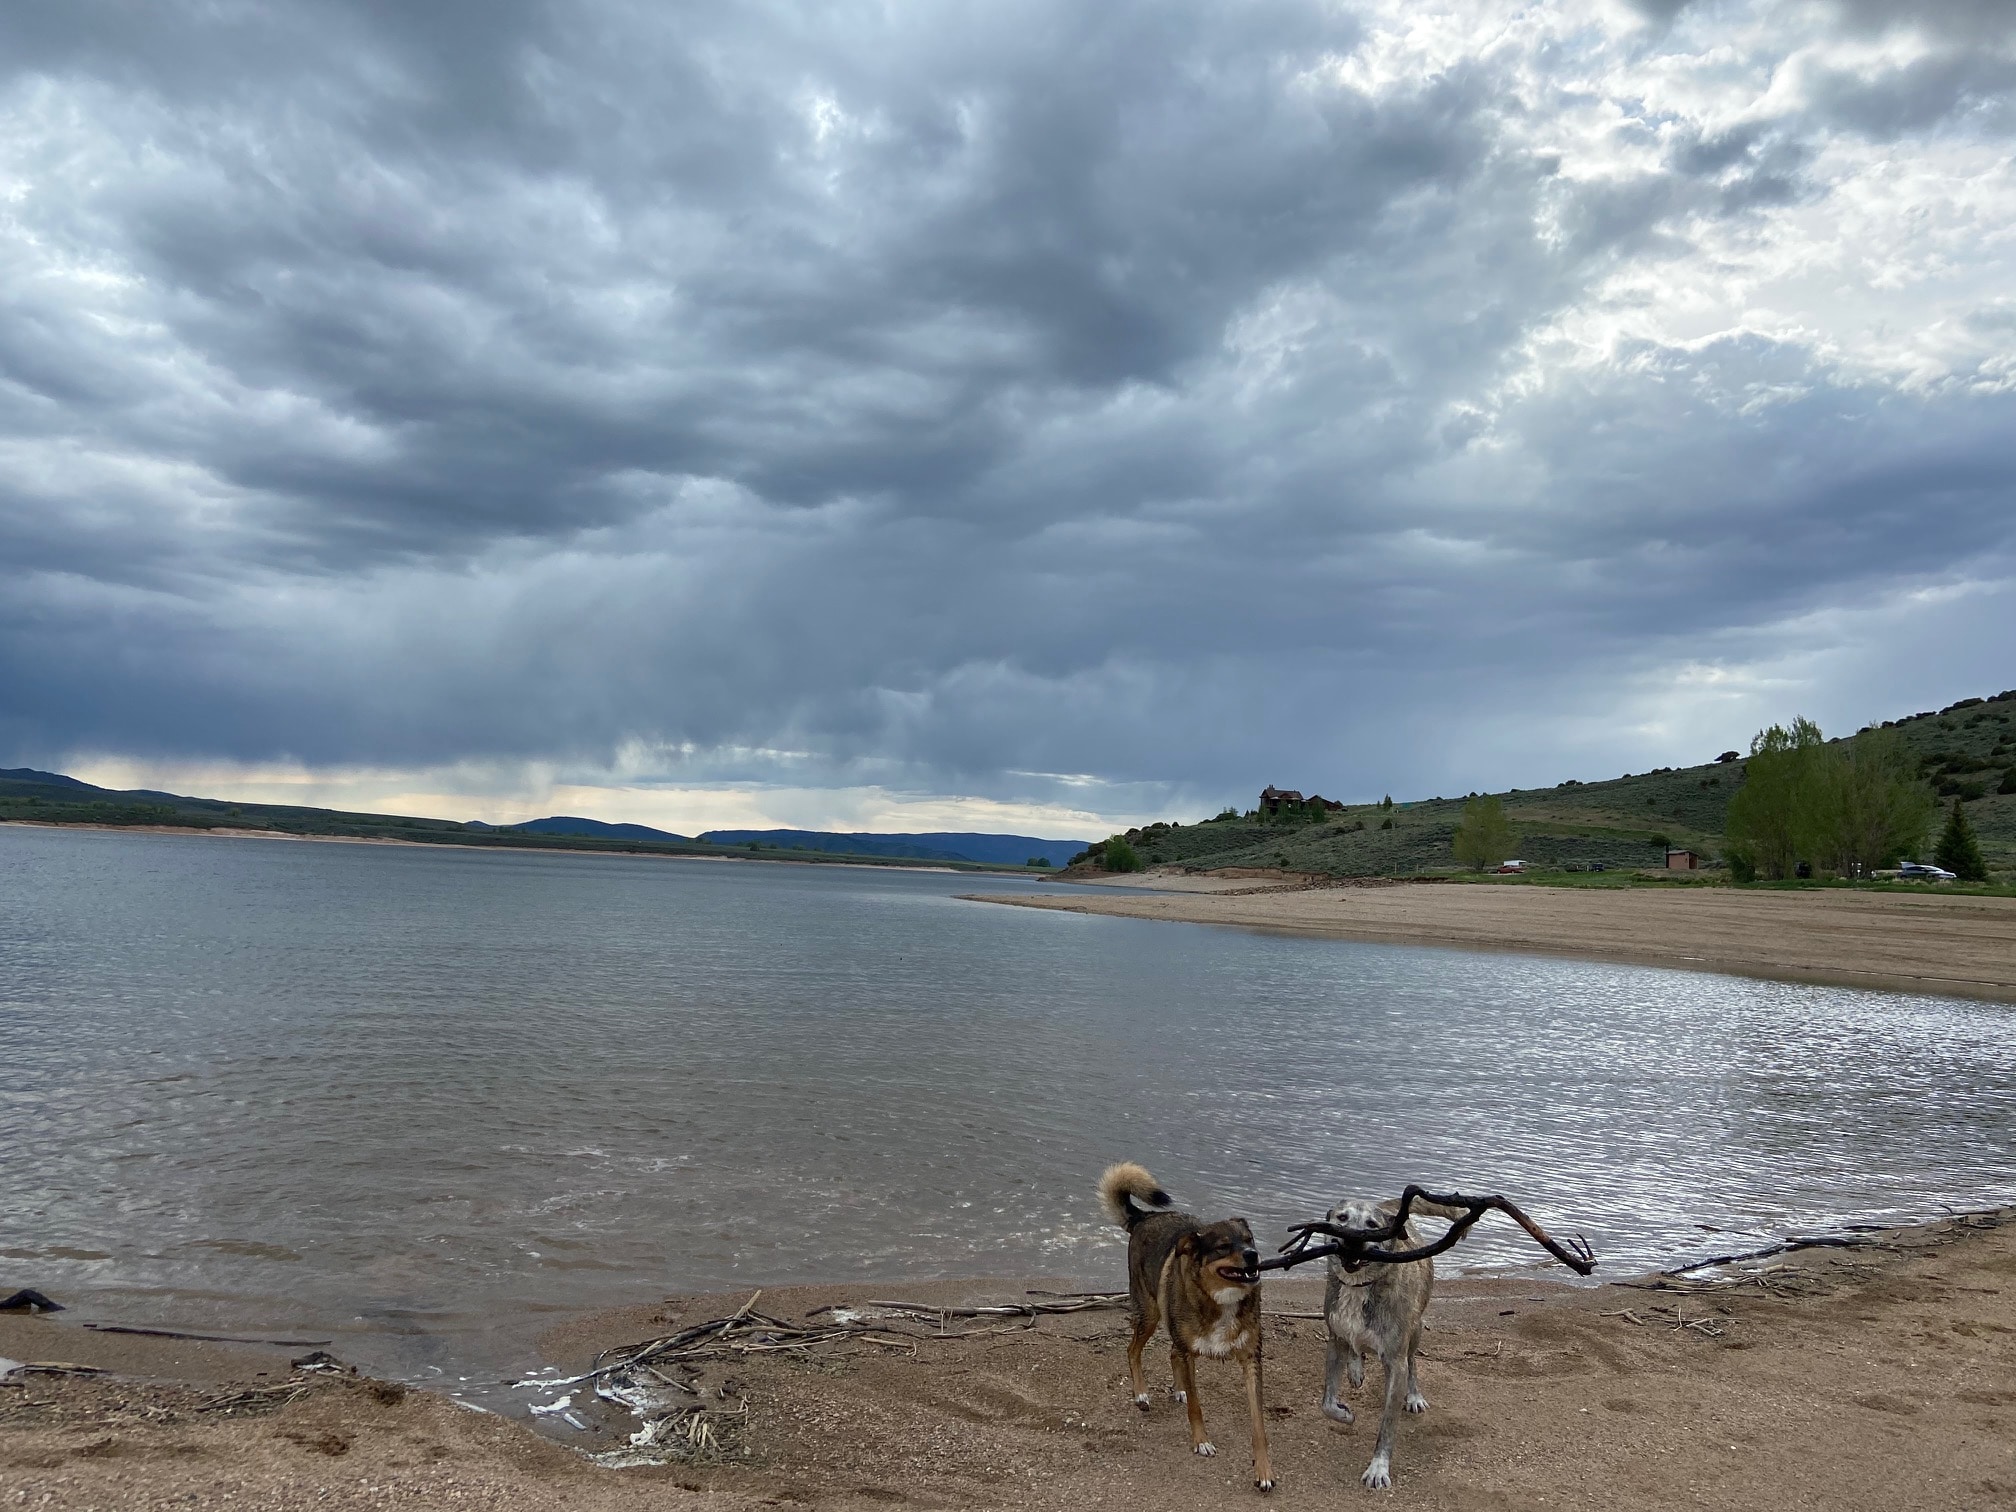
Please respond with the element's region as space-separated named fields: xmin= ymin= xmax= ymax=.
xmin=1257 ymin=1187 xmax=1596 ymax=1276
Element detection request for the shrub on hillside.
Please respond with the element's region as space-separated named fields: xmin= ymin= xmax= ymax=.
xmin=1102 ymin=836 xmax=1144 ymax=873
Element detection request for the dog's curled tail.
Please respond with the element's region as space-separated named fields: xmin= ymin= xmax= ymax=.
xmin=1098 ymin=1161 xmax=1174 ymax=1230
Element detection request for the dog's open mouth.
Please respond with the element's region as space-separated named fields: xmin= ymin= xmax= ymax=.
xmin=1215 ymin=1262 xmax=1260 ymax=1286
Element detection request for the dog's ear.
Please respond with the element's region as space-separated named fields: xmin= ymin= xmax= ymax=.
xmin=1175 ymin=1233 xmax=1196 ymax=1257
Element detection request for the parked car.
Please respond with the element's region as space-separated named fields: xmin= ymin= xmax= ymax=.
xmin=1494 ymin=860 xmax=1527 ymax=874
xmin=1897 ymin=861 xmax=1956 ymax=881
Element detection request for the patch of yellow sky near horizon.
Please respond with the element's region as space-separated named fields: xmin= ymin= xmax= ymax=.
xmin=62 ymin=757 xmax=1132 ymax=839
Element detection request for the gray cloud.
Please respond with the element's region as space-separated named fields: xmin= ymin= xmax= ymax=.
xmin=3 ymin=0 xmax=2014 ymax=816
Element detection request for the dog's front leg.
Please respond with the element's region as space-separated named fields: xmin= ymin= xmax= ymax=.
xmin=1242 ymin=1353 xmax=1274 ymax=1491
xmin=1321 ymin=1334 xmax=1355 ymax=1424
xmin=1361 ymin=1351 xmax=1409 ymax=1489
xmin=1173 ymin=1351 xmax=1213 ymax=1456
xmin=1404 ymin=1322 xmax=1428 ymax=1414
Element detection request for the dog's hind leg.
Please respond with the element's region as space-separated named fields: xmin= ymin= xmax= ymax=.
xmin=1360 ymin=1348 xmax=1410 ymax=1490
xmin=1320 ymin=1334 xmax=1355 ymax=1424
xmin=1243 ymin=1353 xmax=1274 ymax=1492
xmin=1174 ymin=1352 xmax=1214 ymax=1456
xmin=1127 ymin=1300 xmax=1160 ymax=1410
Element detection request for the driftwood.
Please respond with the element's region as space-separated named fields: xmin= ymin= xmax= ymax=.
xmin=1261 ymin=1187 xmax=1597 ymax=1276
xmin=81 ymin=1323 xmax=333 ymax=1347
xmin=0 ymin=1290 xmax=63 ymax=1313
xmin=1662 ymin=1234 xmax=1873 ymax=1276
xmin=812 ymin=1294 xmax=1125 ymax=1323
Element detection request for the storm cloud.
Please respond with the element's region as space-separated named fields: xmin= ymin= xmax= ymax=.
xmin=4 ymin=0 xmax=2013 ymax=828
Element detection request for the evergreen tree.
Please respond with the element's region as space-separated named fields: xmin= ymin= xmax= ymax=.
xmin=1933 ymin=799 xmax=1989 ymax=882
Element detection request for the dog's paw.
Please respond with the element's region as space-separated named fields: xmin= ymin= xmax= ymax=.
xmin=1360 ymin=1454 xmax=1392 ymax=1490
xmin=1133 ymin=1392 xmax=1151 ymax=1411
xmin=1195 ymin=1441 xmax=1217 ymax=1457
xmin=1254 ymin=1478 xmax=1275 ymax=1493
xmin=1404 ymin=1391 xmax=1428 ymax=1414
xmin=1171 ymin=1389 xmax=1187 ymax=1404
xmin=1321 ymin=1397 xmax=1355 ymax=1425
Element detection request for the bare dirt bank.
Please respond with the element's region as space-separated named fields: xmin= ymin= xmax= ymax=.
xmin=968 ymin=879 xmax=2016 ymax=1001
xmin=6 ymin=1212 xmax=2012 ymax=1509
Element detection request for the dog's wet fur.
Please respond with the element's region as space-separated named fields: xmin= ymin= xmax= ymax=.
xmin=1099 ymin=1161 xmax=1273 ymax=1492
xmin=1320 ymin=1196 xmax=1465 ymax=1489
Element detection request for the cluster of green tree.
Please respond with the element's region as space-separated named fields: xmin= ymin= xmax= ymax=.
xmin=1722 ymin=718 xmax=1958 ymax=880
xmin=1451 ymin=795 xmax=1517 ymax=870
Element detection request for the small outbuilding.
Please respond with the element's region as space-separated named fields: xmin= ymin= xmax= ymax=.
xmin=1665 ymin=848 xmax=1702 ymax=869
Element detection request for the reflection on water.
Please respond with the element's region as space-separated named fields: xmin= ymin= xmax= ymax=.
xmin=3 ymin=824 xmax=2012 ymax=1390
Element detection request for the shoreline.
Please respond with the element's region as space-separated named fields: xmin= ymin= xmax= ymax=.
xmin=0 ymin=820 xmax=1017 ymax=878
xmin=966 ymin=873 xmax=2016 ymax=1002
xmin=7 ymin=1208 xmax=2011 ymax=1509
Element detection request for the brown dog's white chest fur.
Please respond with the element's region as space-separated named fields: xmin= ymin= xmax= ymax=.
xmin=1193 ymin=1286 xmax=1255 ymax=1358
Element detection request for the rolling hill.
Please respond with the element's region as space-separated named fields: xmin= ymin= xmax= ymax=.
xmin=1105 ymin=688 xmax=2016 ymax=880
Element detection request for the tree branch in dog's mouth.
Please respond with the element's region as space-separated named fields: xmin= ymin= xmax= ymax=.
xmin=1257 ymin=1188 xmax=1598 ymax=1277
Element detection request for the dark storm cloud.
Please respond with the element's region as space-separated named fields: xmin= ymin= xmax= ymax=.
xmin=3 ymin=0 xmax=2014 ymax=812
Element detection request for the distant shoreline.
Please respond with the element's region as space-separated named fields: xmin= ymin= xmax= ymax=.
xmin=0 ymin=820 xmax=1003 ymax=876
xmin=967 ymin=870 xmax=2016 ymax=1002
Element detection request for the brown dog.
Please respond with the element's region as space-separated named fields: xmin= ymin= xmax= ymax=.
xmin=1099 ymin=1161 xmax=1274 ymax=1491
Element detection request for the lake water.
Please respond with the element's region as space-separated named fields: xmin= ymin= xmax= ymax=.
xmin=3 ymin=823 xmax=2013 ymax=1400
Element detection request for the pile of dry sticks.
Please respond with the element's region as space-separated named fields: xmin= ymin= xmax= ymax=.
xmin=527 ymin=1287 xmax=1126 ymax=1464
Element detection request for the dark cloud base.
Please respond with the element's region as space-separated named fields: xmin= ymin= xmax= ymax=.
xmin=3 ymin=1 xmax=2013 ymax=815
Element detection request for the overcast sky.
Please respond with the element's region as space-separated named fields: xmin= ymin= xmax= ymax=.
xmin=4 ymin=0 xmax=2013 ymax=836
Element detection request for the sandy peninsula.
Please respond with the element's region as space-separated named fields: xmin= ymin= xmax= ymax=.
xmin=968 ymin=873 xmax=2016 ymax=1002
xmin=4 ymin=1210 xmax=2012 ymax=1510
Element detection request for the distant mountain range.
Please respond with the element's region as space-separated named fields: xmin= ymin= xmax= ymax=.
xmin=469 ymin=817 xmax=1087 ymax=864
xmin=476 ymin=815 xmax=693 ymax=842
xmin=698 ymin=829 xmax=1088 ymax=868
xmin=0 ymin=768 xmax=1091 ymax=871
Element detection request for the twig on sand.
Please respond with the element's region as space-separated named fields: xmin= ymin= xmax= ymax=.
xmin=1604 ymin=1303 xmax=1723 ymax=1337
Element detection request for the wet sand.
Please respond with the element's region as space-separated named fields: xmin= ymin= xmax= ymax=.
xmin=4 ymin=1210 xmax=2011 ymax=1509
xmin=969 ymin=875 xmax=2016 ymax=1001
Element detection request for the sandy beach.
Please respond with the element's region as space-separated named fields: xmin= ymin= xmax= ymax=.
xmin=969 ymin=874 xmax=2016 ymax=1002
xmin=5 ymin=1209 xmax=2012 ymax=1510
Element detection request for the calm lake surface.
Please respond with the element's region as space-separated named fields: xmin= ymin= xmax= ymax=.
xmin=3 ymin=824 xmax=2013 ymax=1398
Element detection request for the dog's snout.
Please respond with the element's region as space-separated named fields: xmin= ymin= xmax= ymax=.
xmin=1241 ymin=1247 xmax=1258 ymax=1268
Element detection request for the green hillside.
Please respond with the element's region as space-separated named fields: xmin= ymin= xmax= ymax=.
xmin=1107 ymin=689 xmax=2016 ymax=881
